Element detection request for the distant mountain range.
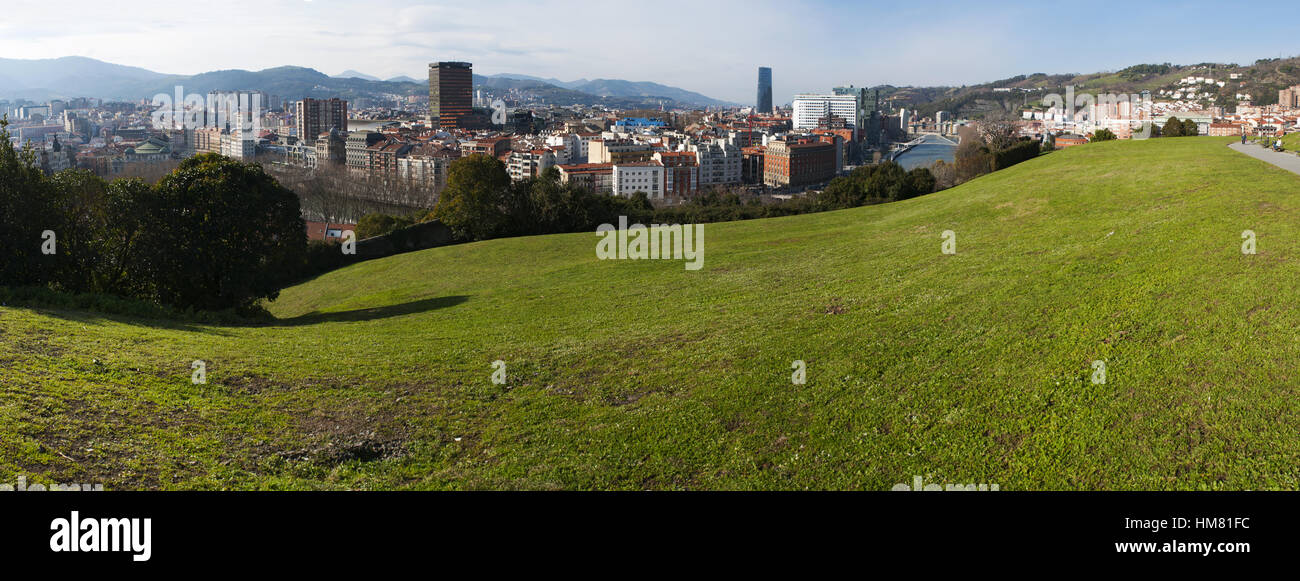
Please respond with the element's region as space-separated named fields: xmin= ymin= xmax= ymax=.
xmin=0 ymin=56 xmax=737 ymax=109
xmin=0 ymin=56 xmax=170 ymax=101
xmin=332 ymin=70 xmax=381 ymax=81
xmin=482 ymin=73 xmax=737 ymax=107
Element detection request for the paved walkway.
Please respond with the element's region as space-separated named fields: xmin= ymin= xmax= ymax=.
xmin=1228 ymin=142 xmax=1300 ymax=175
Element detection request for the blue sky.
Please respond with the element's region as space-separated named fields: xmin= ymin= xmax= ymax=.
xmin=2 ymin=0 xmax=1299 ymax=104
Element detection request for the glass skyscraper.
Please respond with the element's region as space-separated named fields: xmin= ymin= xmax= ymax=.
xmin=756 ymin=67 xmax=772 ymax=113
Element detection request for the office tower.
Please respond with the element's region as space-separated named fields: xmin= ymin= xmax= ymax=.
xmin=791 ymin=94 xmax=859 ymax=130
xmin=757 ymin=67 xmax=773 ymax=114
xmin=429 ymin=61 xmax=474 ymax=129
xmin=295 ymin=98 xmax=349 ymax=141
xmin=833 ymin=85 xmax=870 ymax=129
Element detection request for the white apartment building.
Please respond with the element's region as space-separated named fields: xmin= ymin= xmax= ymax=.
xmin=220 ymin=132 xmax=257 ymax=160
xmin=588 ymin=138 xmax=655 ymax=164
xmin=792 ymin=94 xmax=859 ymax=131
xmin=544 ymin=133 xmax=581 ymax=164
xmin=398 ymin=155 xmax=451 ymax=193
xmin=688 ymin=140 xmax=742 ymax=186
xmin=612 ymin=162 xmax=664 ymax=198
xmin=507 ymin=149 xmax=556 ymax=181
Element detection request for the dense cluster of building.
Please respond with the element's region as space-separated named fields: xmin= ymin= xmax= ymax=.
xmin=1022 ymin=80 xmax=1300 ymax=141
xmin=268 ymin=63 xmax=915 ymax=200
xmin=2 ymin=63 xmax=939 ymax=218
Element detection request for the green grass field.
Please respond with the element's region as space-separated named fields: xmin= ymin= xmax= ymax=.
xmin=5 ymin=136 xmax=1300 ymax=490
xmin=1280 ymin=133 xmax=1300 ymax=151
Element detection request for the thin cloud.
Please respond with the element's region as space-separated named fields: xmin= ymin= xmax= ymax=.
xmin=5 ymin=0 xmax=1300 ymax=104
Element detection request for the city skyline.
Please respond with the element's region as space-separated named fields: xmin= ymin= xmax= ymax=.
xmin=6 ymin=0 xmax=1300 ymax=105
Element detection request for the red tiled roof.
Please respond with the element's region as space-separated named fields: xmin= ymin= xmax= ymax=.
xmin=304 ymin=222 xmax=357 ymax=242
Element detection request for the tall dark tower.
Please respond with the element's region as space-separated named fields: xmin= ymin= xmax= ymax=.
xmin=756 ymin=67 xmax=773 ymax=114
xmin=428 ymin=61 xmax=473 ymax=129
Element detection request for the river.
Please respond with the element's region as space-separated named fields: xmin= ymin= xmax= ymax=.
xmin=894 ymin=134 xmax=957 ymax=170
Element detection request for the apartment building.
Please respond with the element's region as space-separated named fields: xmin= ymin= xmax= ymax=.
xmin=688 ymin=140 xmax=742 ymax=186
xmin=399 ymin=143 xmax=460 ymax=198
xmin=507 ymin=149 xmax=556 ymax=181
xmin=295 ymin=98 xmax=348 ymax=141
xmin=763 ymin=137 xmax=835 ymax=189
xmin=345 ymin=131 xmax=384 ymax=173
xmin=588 ymin=138 xmax=654 ymax=164
xmin=370 ymin=139 xmax=414 ymax=176
xmin=220 ymin=132 xmax=256 ymax=160
xmin=612 ymin=161 xmax=664 ymax=198
xmin=654 ymin=151 xmax=700 ymax=198
xmin=460 ymin=136 xmax=511 ymax=159
xmin=193 ymin=127 xmax=224 ymax=155
xmin=557 ymin=163 xmax=614 ymax=194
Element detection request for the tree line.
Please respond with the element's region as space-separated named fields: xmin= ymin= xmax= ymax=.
xmin=0 ymin=120 xmax=311 ymax=316
xmin=358 ymin=154 xmax=943 ymax=243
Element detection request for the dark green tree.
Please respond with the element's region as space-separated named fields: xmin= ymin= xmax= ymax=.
xmin=1162 ymin=116 xmax=1184 ymax=137
xmin=94 ymin=178 xmax=153 ymax=297
xmin=904 ymin=167 xmax=936 ymax=198
xmin=137 ymin=153 xmax=306 ymax=311
xmin=45 ymin=169 xmax=111 ymax=293
xmin=0 ymin=118 xmax=59 ymax=286
xmin=432 ymin=154 xmax=513 ymax=240
xmin=356 ymin=213 xmax=413 ymax=239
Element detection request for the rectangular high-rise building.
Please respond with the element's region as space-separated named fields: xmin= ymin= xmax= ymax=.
xmin=429 ymin=61 xmax=474 ymax=129
xmin=833 ymin=85 xmax=869 ymax=130
xmin=791 ymin=94 xmax=858 ymax=131
xmin=295 ymin=98 xmax=348 ymax=141
xmin=757 ymin=67 xmax=773 ymax=113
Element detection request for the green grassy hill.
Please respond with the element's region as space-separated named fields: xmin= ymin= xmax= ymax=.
xmin=5 ymin=136 xmax=1300 ymax=490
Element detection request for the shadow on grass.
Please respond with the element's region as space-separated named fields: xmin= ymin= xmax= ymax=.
xmin=12 ymin=306 xmax=232 ymax=335
xmin=265 ymin=295 xmax=471 ymax=327
xmin=5 ymin=294 xmax=470 ymax=333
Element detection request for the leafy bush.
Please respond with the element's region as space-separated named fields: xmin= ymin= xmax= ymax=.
xmin=357 ymin=213 xmax=415 ymax=239
xmin=818 ymin=162 xmax=934 ymax=209
xmin=0 ymin=119 xmax=59 ymax=287
xmin=136 ymin=154 xmax=307 ymax=311
xmin=0 ymin=123 xmax=309 ymax=313
xmin=956 ymin=139 xmax=994 ymax=182
xmin=1163 ymin=117 xmax=1185 ymax=137
xmin=991 ymin=140 xmax=1041 ymax=171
